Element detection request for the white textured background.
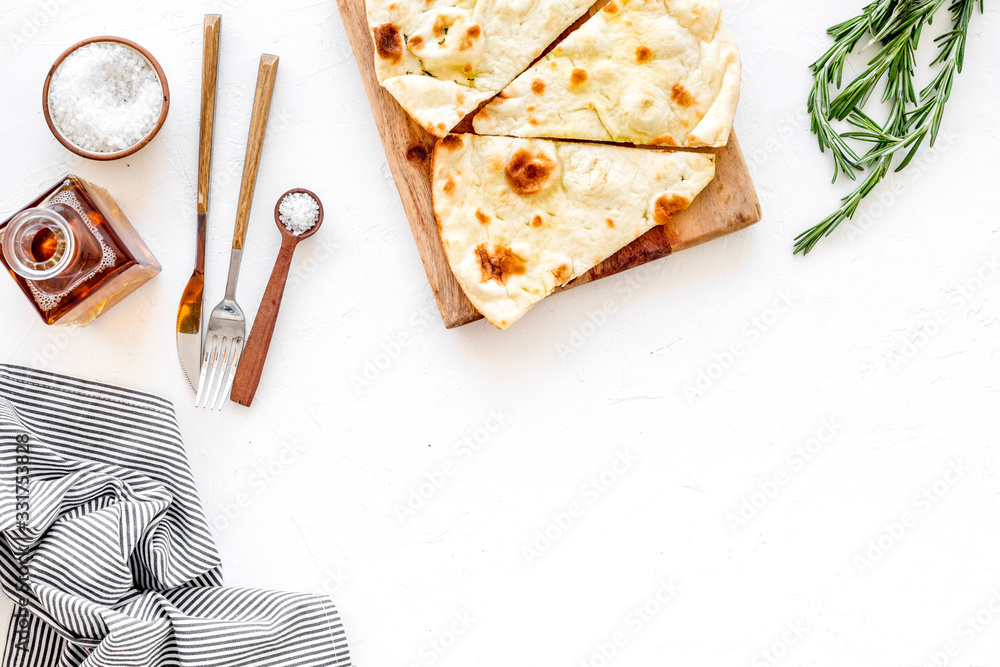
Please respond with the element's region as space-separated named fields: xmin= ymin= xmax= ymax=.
xmin=2 ymin=1 xmax=1000 ymax=666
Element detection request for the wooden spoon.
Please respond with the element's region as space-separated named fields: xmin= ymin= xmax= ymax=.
xmin=230 ymin=189 xmax=324 ymax=407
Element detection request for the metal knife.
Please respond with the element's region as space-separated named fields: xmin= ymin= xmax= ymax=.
xmin=177 ymin=14 xmax=222 ymax=391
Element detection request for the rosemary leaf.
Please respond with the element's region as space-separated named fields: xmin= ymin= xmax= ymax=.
xmin=796 ymin=0 xmax=983 ymax=255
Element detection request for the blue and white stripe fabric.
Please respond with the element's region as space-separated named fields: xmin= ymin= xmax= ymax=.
xmin=0 ymin=365 xmax=351 ymax=666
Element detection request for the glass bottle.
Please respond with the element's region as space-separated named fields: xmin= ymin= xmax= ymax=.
xmin=0 ymin=175 xmax=161 ymax=326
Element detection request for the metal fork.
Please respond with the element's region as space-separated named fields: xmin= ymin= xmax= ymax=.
xmin=196 ymin=54 xmax=279 ymax=409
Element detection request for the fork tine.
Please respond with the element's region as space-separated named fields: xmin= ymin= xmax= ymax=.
xmin=195 ymin=335 xmax=219 ymax=408
xmin=202 ymin=336 xmax=227 ymax=410
xmin=216 ymin=338 xmax=244 ymax=410
xmin=205 ymin=336 xmax=231 ymax=409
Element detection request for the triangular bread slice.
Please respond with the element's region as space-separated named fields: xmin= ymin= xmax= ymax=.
xmin=365 ymin=0 xmax=597 ymax=137
xmin=473 ymin=0 xmax=741 ymax=147
xmin=432 ymin=134 xmax=715 ymax=329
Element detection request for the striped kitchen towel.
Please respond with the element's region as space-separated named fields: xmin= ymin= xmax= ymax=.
xmin=0 ymin=364 xmax=351 ymax=667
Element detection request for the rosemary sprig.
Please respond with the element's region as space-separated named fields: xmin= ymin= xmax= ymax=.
xmin=795 ymin=0 xmax=983 ymax=255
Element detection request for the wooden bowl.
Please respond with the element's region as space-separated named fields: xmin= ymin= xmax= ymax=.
xmin=42 ymin=36 xmax=170 ymax=161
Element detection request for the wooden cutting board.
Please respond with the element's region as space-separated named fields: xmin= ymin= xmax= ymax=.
xmin=336 ymin=0 xmax=762 ymax=328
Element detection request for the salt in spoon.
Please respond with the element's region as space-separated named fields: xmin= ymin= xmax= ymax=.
xmin=230 ymin=188 xmax=324 ymax=407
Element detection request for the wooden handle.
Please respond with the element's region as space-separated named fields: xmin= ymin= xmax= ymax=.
xmin=197 ymin=15 xmax=221 ymax=214
xmin=230 ymin=237 xmax=297 ymax=406
xmin=232 ymin=54 xmax=279 ymax=250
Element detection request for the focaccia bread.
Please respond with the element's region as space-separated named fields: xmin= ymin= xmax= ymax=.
xmin=473 ymin=0 xmax=741 ymax=147
xmin=365 ymin=0 xmax=596 ymax=137
xmin=432 ymin=134 xmax=716 ymax=329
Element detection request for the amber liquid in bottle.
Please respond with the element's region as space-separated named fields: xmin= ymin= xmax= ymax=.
xmin=0 ymin=176 xmax=161 ymax=326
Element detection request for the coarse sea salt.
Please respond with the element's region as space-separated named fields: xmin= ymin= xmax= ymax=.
xmin=279 ymin=193 xmax=320 ymax=236
xmin=48 ymin=42 xmax=162 ymax=154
